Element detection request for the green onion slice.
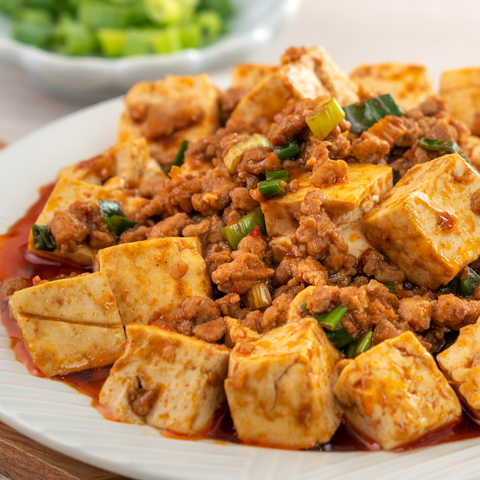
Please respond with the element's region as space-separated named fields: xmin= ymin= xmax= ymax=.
xmin=344 ymin=94 xmax=403 ymax=134
xmin=346 ymin=342 xmax=357 ymax=359
xmin=384 ymin=282 xmax=397 ymax=295
xmin=224 ymin=134 xmax=272 ymax=174
xmin=438 ymin=277 xmax=460 ymax=295
xmin=306 ymin=97 xmax=345 ymax=141
xmin=417 ymin=137 xmax=459 ymax=155
xmin=32 ymin=225 xmax=56 ymax=252
xmin=258 ymin=179 xmax=287 ymax=199
xmin=244 ymin=283 xmax=272 ymax=309
xmin=273 ymin=138 xmax=301 ymax=160
xmin=326 ymin=328 xmax=355 ymax=349
xmin=265 ymin=170 xmax=289 ymax=182
xmin=458 ymin=266 xmax=480 ymax=297
xmin=354 ymin=331 xmax=373 ymax=356
xmin=170 ymin=140 xmax=189 ymax=171
xmin=104 ymin=215 xmax=136 ymax=236
xmin=99 ymin=199 xmax=124 ymax=219
xmin=222 ymin=207 xmax=266 ymax=250
xmin=300 ymin=301 xmax=309 ymax=314
xmin=315 ymin=305 xmax=348 ymax=331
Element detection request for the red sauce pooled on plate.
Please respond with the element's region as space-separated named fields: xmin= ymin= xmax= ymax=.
xmin=2 ymin=186 xmax=480 ymax=450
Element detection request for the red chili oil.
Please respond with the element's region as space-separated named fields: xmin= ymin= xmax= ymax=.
xmin=2 ymin=185 xmax=480 ymax=451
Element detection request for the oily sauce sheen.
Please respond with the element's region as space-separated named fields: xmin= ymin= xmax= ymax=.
xmin=2 ymin=186 xmax=480 ymax=451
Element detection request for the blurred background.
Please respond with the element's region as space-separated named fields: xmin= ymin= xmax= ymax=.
xmin=0 ymin=0 xmax=479 ymax=144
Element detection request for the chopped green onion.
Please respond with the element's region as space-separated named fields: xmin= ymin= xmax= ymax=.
xmin=315 ymin=305 xmax=348 ymax=331
xmin=99 ymin=199 xmax=124 ymax=219
xmin=78 ymin=2 xmax=131 ymax=29
xmin=417 ymin=137 xmax=460 ymax=155
xmin=266 ymin=170 xmax=289 ymax=182
xmin=32 ymin=225 xmax=56 ymax=252
xmin=326 ymin=328 xmax=355 ymax=349
xmin=223 ymin=134 xmax=272 ymax=174
xmin=104 ymin=215 xmax=136 ymax=236
xmin=145 ymin=0 xmax=192 ymax=25
xmin=12 ymin=20 xmax=53 ymax=48
xmin=150 ymin=26 xmax=182 ymax=54
xmin=258 ymin=179 xmax=287 ymax=199
xmin=169 ymin=140 xmax=189 ymax=171
xmin=244 ymin=283 xmax=272 ymax=309
xmin=197 ymin=10 xmax=222 ymax=44
xmin=344 ymin=94 xmax=403 ymax=134
xmin=273 ymin=138 xmax=301 ymax=160
xmin=62 ymin=21 xmax=97 ymax=55
xmin=384 ymin=282 xmax=397 ymax=295
xmin=300 ymin=301 xmax=309 ymax=314
xmin=123 ymin=29 xmax=151 ymax=56
xmin=346 ymin=342 xmax=357 ymax=359
xmin=97 ymin=28 xmax=125 ymax=57
xmin=306 ymin=97 xmax=345 ymax=141
xmin=222 ymin=207 xmax=266 ymax=250
xmin=354 ymin=331 xmax=373 ymax=356
xmin=438 ymin=277 xmax=460 ymax=295
xmin=179 ymin=23 xmax=201 ymax=49
xmin=198 ymin=0 xmax=234 ymax=17
xmin=458 ymin=266 xmax=480 ymax=297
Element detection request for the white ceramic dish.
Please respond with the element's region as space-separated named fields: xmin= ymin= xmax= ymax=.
xmin=2 ymin=98 xmax=480 ymax=480
xmin=0 ymin=0 xmax=299 ymax=102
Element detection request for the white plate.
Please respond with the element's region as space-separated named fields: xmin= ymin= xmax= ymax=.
xmin=2 ymin=98 xmax=480 ymax=480
xmin=0 ymin=0 xmax=299 ymax=102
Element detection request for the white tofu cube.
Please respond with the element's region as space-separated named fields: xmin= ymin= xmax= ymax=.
xmin=99 ymin=324 xmax=230 ymax=435
xmin=231 ymin=63 xmax=278 ymax=91
xmin=29 ymin=177 xmax=145 ymax=266
xmin=9 ymin=272 xmax=126 ymax=377
xmin=228 ymin=62 xmax=330 ymax=133
xmin=333 ymin=331 xmax=462 ymax=450
xmin=118 ymin=74 xmax=220 ymax=169
xmin=261 ymin=163 xmax=392 ymax=238
xmin=437 ymin=322 xmax=480 ymax=419
xmin=225 ymin=317 xmax=343 ymax=449
xmin=361 ymin=153 xmax=480 ymax=289
xmin=350 ymin=63 xmax=434 ymax=110
xmin=98 ymin=237 xmax=212 ymax=326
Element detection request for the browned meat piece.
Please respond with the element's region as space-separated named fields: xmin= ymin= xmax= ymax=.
xmin=182 ymin=217 xmax=210 ymax=238
xmin=362 ymin=249 xmax=406 ymax=283
xmin=204 ymin=243 xmax=232 ymax=276
xmin=119 ymin=225 xmax=152 ymax=244
xmin=350 ymin=132 xmax=390 ymax=163
xmin=128 ymin=382 xmax=159 ymax=417
xmin=311 ymin=158 xmax=348 ymax=188
xmin=134 ymin=188 xmax=179 ymax=222
xmin=219 ymin=88 xmax=248 ymax=125
xmin=259 ymin=292 xmax=292 ymax=332
xmin=299 ymin=133 xmax=329 ymax=166
xmin=194 ymin=317 xmax=228 ymax=343
xmin=427 ymin=117 xmax=458 ymax=143
xmin=268 ymin=97 xmax=318 ymax=146
xmin=275 ymin=256 xmax=328 ymax=286
xmin=211 ymin=252 xmax=274 ymax=294
xmin=169 ymin=296 xmax=221 ymax=336
xmin=50 ymin=211 xmax=89 ymax=253
xmin=471 ymin=189 xmax=480 ymax=216
xmin=306 ymin=286 xmax=338 ymax=314
xmin=191 ymin=168 xmax=237 ymax=216
xmin=398 ymin=296 xmax=432 ymax=332
xmin=232 ymin=235 xmax=267 ymax=261
xmin=242 ymin=310 xmax=263 ymax=332
xmin=168 ymin=175 xmax=202 ymax=213
xmin=432 ymin=294 xmax=480 ymax=329
xmin=183 ymin=132 xmax=222 ymax=170
xmin=139 ymin=174 xmax=167 ymax=199
xmin=280 ymin=46 xmax=308 ymax=64
xmin=89 ymin=228 xmax=117 ymax=249
xmin=419 ymin=95 xmax=446 ymax=116
xmin=223 ymin=187 xmax=260 ymax=225
xmin=1 ymin=277 xmax=30 ymax=296
xmin=326 ymin=127 xmax=351 ymax=159
xmin=218 ymin=131 xmax=250 ymax=162
xmin=273 ymin=278 xmax=305 ymax=300
xmin=148 ymin=212 xmax=193 ymax=239
xmin=237 ymin=147 xmax=282 ymax=179
xmin=216 ymin=293 xmax=249 ymax=319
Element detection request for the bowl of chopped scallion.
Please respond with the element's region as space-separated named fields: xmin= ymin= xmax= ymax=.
xmin=0 ymin=0 xmax=300 ymax=100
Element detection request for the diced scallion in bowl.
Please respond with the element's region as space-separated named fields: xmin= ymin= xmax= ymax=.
xmin=0 ymin=0 xmax=234 ymax=57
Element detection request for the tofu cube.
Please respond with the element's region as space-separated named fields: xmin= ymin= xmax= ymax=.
xmin=440 ymin=68 xmax=480 ymax=136
xmin=231 ymin=63 xmax=279 ymax=91
xmin=99 ymin=324 xmax=230 ymax=435
xmin=118 ymin=74 xmax=220 ymax=169
xmin=59 ymin=138 xmax=165 ymax=189
xmin=299 ymin=46 xmax=359 ymax=106
xmin=361 ymin=153 xmax=480 ymax=289
xmin=350 ymin=63 xmax=434 ymax=110
xmin=9 ymin=272 xmax=126 ymax=377
xmin=333 ymin=332 xmax=462 ymax=450
xmin=228 ymin=61 xmax=330 ymax=133
xmin=98 ymin=237 xmax=212 ymax=326
xmin=29 ymin=177 xmax=145 ymax=266
xmin=261 ymin=163 xmax=392 ymax=238
xmin=225 ymin=317 xmax=343 ymax=449
xmin=437 ymin=322 xmax=480 ymax=419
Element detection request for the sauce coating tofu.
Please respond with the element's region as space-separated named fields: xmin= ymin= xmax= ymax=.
xmin=261 ymin=163 xmax=392 ymax=238
xmin=29 ymin=177 xmax=145 ymax=266
xmin=361 ymin=153 xmax=480 ymax=289
xmin=333 ymin=332 xmax=462 ymax=450
xmin=437 ymin=322 xmax=480 ymax=419
xmin=225 ymin=318 xmax=343 ymax=449
xmin=231 ymin=63 xmax=278 ymax=91
xmin=440 ymin=68 xmax=480 ymax=136
xmin=58 ymin=138 xmax=165 ymax=189
xmin=98 ymin=237 xmax=211 ymax=326
xmin=99 ymin=324 xmax=230 ymax=435
xmin=118 ymin=74 xmax=220 ymax=169
xmin=9 ymin=272 xmax=126 ymax=377
xmin=350 ymin=63 xmax=433 ymax=110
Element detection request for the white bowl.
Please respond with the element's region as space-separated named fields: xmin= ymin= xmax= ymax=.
xmin=0 ymin=0 xmax=300 ymax=101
